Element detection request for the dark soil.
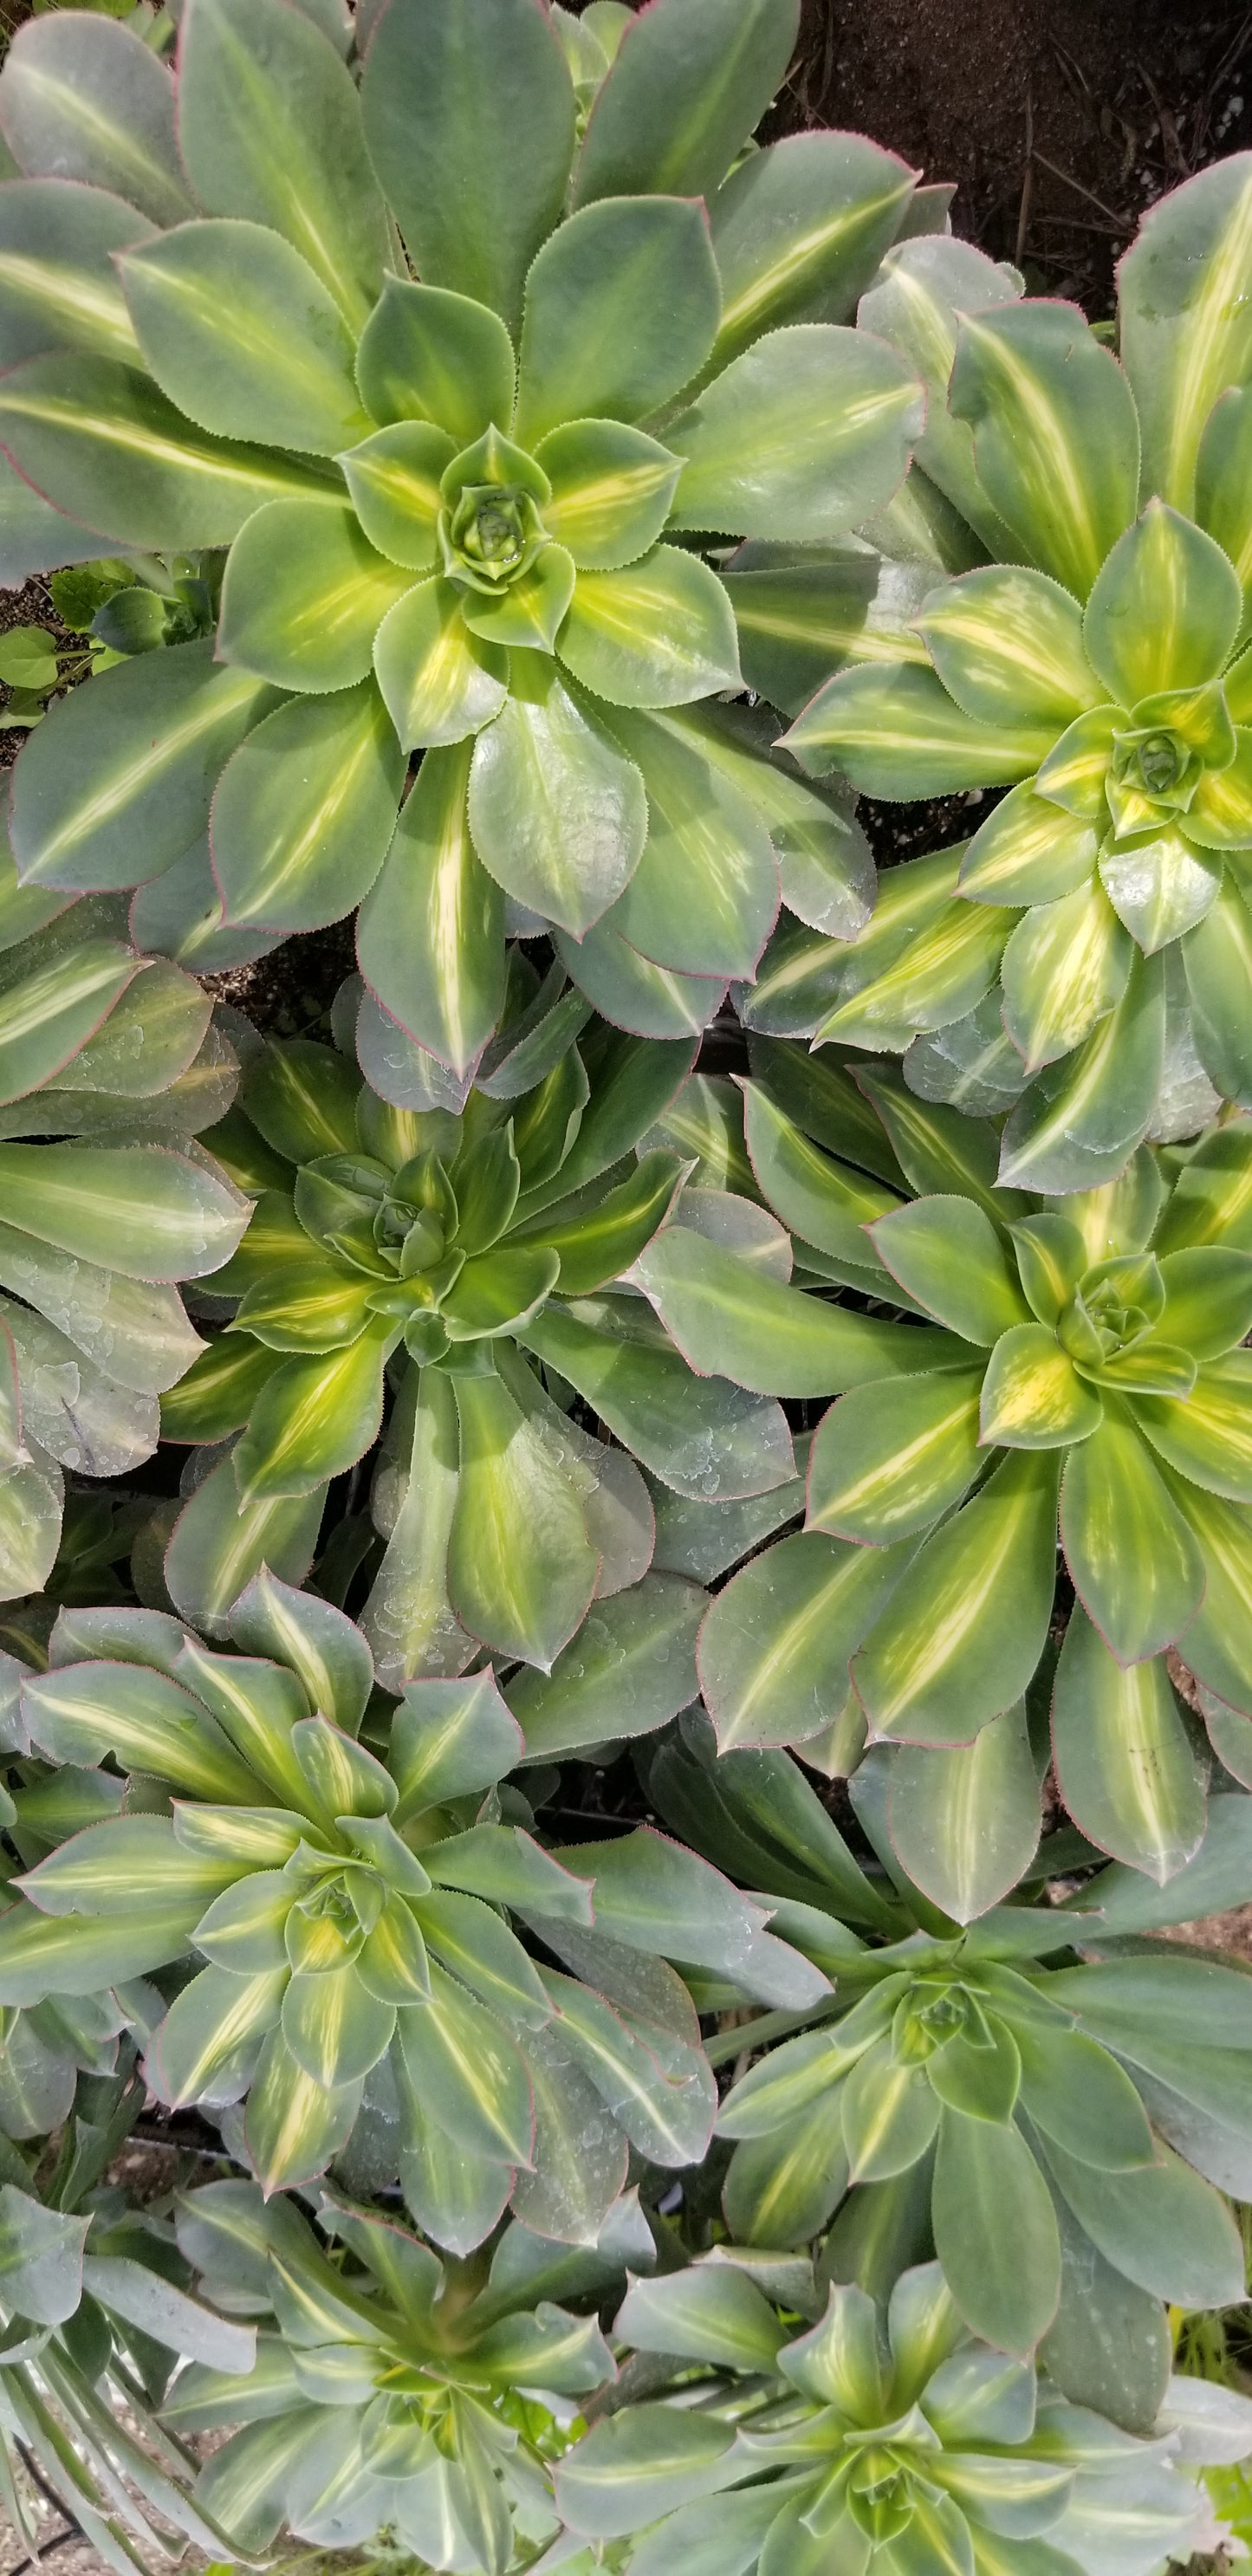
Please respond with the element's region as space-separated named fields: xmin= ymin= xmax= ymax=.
xmin=780 ymin=0 xmax=1252 ymax=315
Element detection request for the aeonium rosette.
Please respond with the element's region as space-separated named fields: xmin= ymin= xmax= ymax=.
xmin=0 ymin=0 xmax=931 ymax=1062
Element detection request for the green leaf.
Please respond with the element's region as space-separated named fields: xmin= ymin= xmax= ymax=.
xmin=1119 ymin=151 xmax=1252 ymax=511
xmin=22 ymin=1660 xmax=256 ymax=1801
xmin=0 ymin=624 xmax=57 ymax=691
xmin=555 ymin=2405 xmax=736 ymax=2544
xmin=808 ymin=1368 xmax=985 ymax=1542
xmin=244 ymin=2028 xmax=362 ymax=2193
xmin=177 ymin=0 xmax=388 ymax=332
xmin=81 ymin=2250 xmax=257 ymax=2372
xmin=932 ymin=2109 xmax=1061 ymax=2355
xmin=282 ymin=1963 xmax=395 ymax=2089
xmin=361 ymin=0 xmax=575 ymax=333
xmin=723 ymin=2102 xmax=850 ymax=2248
xmin=233 ymin=1322 xmax=391 ymax=1507
xmin=1100 ymin=824 xmax=1222 ymax=954
xmin=373 ymin=576 xmax=509 ymax=752
xmin=573 ymin=0 xmax=799 ymax=206
xmin=997 ymin=951 xmax=1165 ymax=1196
xmin=468 ymin=664 xmax=647 ymax=936
xmin=395 ymin=1963 xmax=534 ymax=2167
xmin=355 ymin=277 xmax=516 ymax=449
xmin=505 ymin=1572 xmax=703 ymax=1761
xmin=447 ymin=1357 xmax=599 ymax=1667
xmin=218 ymin=501 xmax=414 ymax=694
xmin=521 ymin=1297 xmax=795 ymax=1500
xmin=1195 ymin=383 xmax=1252 ymax=630
xmin=1039 ymin=2191 xmax=1171 ymax=2437
xmin=0 ymin=1139 xmax=245 ymax=1280
xmin=616 ymin=2265 xmax=783 ymax=2371
xmin=587 ymin=704 xmax=775 ymax=981
xmin=560 ymin=548 xmax=741 ymax=709
xmin=741 ymin=1080 xmax=899 ymax=1262
xmin=1059 ymin=1413 xmax=1204 ymax=1663
xmin=520 ymin=1152 xmax=682 ymax=1295
xmin=515 ymin=195 xmax=720 ymax=446
xmin=1160 ymin=1474 xmax=1252 ymax=1717
xmin=870 ymin=1197 xmax=1030 ymax=1346
xmin=0 ymin=352 xmax=338 ymax=549
xmin=1001 ymin=884 xmax=1129 ymax=1073
xmin=920 ymin=568 xmax=1102 ymax=730
xmin=541 ymin=1971 xmax=713 ymax=2165
xmin=537 ymin=418 xmax=684 ymax=574
xmin=211 ymin=683 xmax=405 ymax=935
xmin=786 ymin=662 xmax=1054 ymax=796
xmin=724 ymin=540 xmax=933 ymax=723
xmin=0 ymin=2184 xmax=87 ymax=2324
xmin=360 ymin=1367 xmax=477 ymax=1691
xmin=1137 ymin=1350 xmax=1252 ymax=1502
xmin=0 ymin=936 xmax=136 ymax=1104
xmin=632 ymin=1224 xmax=956 ymax=1396
xmin=165 ymin=1451 xmax=325 ymax=1641
xmin=708 ymin=130 xmax=915 ymax=367
xmin=959 ymin=782 xmax=1100 ymax=908
xmin=356 ymin=742 xmax=504 ymax=1078
xmin=853 ymin=1449 xmax=1061 ymax=1745
xmin=10 ymin=640 xmax=272 ymax=892
xmin=337 ymin=421 xmax=453 ymax=574
xmin=698 ymin=1527 xmax=914 ymax=1750
xmin=841 ymin=2047 xmax=940 ymax=2182
xmin=556 ymin=920 xmax=725 ymax=1038
xmin=668 ymin=324 xmax=922 ymax=541
xmin=0 ymin=15 xmax=193 ymax=227
xmin=887 ymin=1704 xmax=1041 ymax=1921
xmin=977 ymin=1322 xmax=1102 ymax=1451
xmin=1183 ymin=874 xmax=1252 ymax=1107
xmin=948 ymin=302 xmax=1140 ymax=600
xmin=120 ymin=219 xmax=370 ymax=456
xmin=1050 ymin=1609 xmax=1207 ymax=1881
xmin=1082 ymin=499 xmax=1242 ymax=705
xmin=1038 ymin=2129 xmax=1244 ymax=2307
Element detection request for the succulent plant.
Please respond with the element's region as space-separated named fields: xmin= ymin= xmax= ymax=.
xmin=556 ymin=2259 xmax=1229 ymax=2576
xmin=166 ymin=2174 xmax=631 ymax=2567
xmin=0 ymin=0 xmax=938 ymax=1066
xmin=0 ymin=1573 xmax=820 ymax=2217
xmin=734 ymin=154 xmax=1252 ymax=1186
xmin=646 ymin=1718 xmax=1252 ymax=2391
xmin=617 ymin=1041 xmax=1252 ymax=1880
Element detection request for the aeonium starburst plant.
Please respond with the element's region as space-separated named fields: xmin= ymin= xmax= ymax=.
xmin=165 ymin=981 xmax=941 ymax=1682
xmin=0 ymin=0 xmax=931 ymax=1062
xmin=741 ymin=154 xmax=1252 ymax=1186
xmin=618 ymin=1043 xmax=1252 ymax=1882
xmin=165 ymin=2175 xmax=629 ymax=2568
xmin=645 ymin=1720 xmax=1252 ymax=2382
xmin=0 ymin=1572 xmax=825 ymax=2222
xmin=555 ymin=2261 xmax=1225 ymax=2576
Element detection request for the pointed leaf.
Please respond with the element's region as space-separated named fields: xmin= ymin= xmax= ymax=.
xmin=697 ymin=1528 xmax=914 ymax=1750
xmin=361 ymin=0 xmax=575 ymax=332
xmin=178 ymin=0 xmax=388 ymax=331
xmin=0 ymin=352 xmax=336 ymax=549
xmin=1059 ymin=1415 xmax=1204 ymax=1663
xmin=515 ymin=194 xmax=720 ymax=445
xmin=468 ymin=666 xmax=647 ymax=937
xmin=887 ymin=1703 xmax=1041 ymax=1921
xmin=211 ymin=683 xmax=404 ymax=936
xmin=632 ymin=1225 xmax=954 ymax=1397
xmin=354 ymin=277 xmax=515 ymax=448
xmin=120 ymin=219 xmax=370 ymax=456
xmin=853 ymin=1450 xmax=1061 ymax=1745
xmin=560 ymin=548 xmax=740 ymax=709
xmin=448 ymin=1358 xmax=599 ymax=1667
xmin=574 ymin=0 xmax=799 ymax=206
xmin=10 ymin=641 xmax=271 ymax=893
xmin=932 ymin=2108 xmax=1061 ymax=2355
xmin=0 ymin=15 xmax=192 ymax=227
xmin=787 ymin=661 xmax=1053 ymax=796
xmin=948 ymin=302 xmax=1139 ymax=599
xmin=1119 ymin=150 xmax=1252 ymax=509
xmin=667 ymin=324 xmax=923 ymax=541
xmin=218 ymin=501 xmax=413 ymax=693
xmin=708 ymin=130 xmax=915 ymax=366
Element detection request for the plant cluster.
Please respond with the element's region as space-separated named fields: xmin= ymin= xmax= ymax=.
xmin=0 ymin=2 xmax=1249 ymax=2573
